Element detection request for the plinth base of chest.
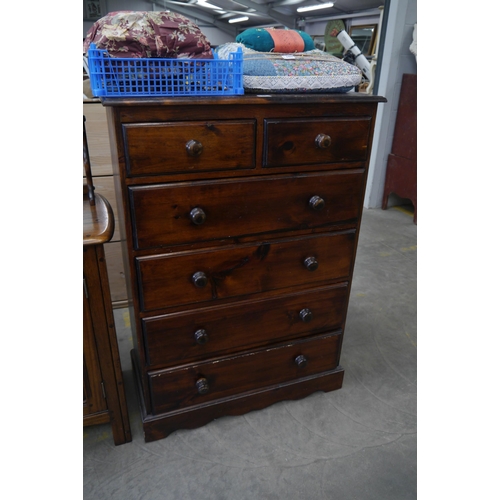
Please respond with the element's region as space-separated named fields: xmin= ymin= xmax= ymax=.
xmin=131 ymin=349 xmax=344 ymax=443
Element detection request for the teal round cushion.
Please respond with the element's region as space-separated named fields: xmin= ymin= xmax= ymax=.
xmin=236 ymin=28 xmax=315 ymax=52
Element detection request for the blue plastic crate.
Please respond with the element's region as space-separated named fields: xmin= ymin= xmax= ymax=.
xmin=87 ymin=43 xmax=244 ymax=97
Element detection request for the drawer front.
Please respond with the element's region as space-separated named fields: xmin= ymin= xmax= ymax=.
xmin=137 ymin=231 xmax=356 ymax=312
xmin=129 ymin=171 xmax=364 ymax=250
xmin=123 ymin=120 xmax=256 ymax=176
xmin=148 ymin=332 xmax=341 ymax=414
xmin=264 ymin=117 xmax=372 ymax=167
xmin=143 ymin=284 xmax=349 ymax=367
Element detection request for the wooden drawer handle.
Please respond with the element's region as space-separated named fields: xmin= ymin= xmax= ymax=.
xmin=192 ymin=271 xmax=208 ymax=288
xmin=309 ymin=195 xmax=325 ymax=211
xmin=303 ymin=256 xmax=319 ymax=272
xmin=295 ymin=355 xmax=308 ymax=368
xmin=190 ymin=207 xmax=206 ymax=225
xmin=186 ymin=139 xmax=203 ymax=157
xmin=194 ymin=329 xmax=209 ymax=345
xmin=299 ymin=308 xmax=313 ymax=323
xmin=315 ymin=133 xmax=332 ymax=149
xmin=196 ymin=377 xmax=210 ymax=394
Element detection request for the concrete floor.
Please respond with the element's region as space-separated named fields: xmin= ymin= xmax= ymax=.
xmin=83 ymin=206 xmax=417 ymax=500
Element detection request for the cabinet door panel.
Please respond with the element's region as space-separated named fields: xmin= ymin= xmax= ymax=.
xmin=83 ymin=289 xmax=107 ymax=416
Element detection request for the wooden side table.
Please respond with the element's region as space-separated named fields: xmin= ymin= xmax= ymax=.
xmin=83 ymin=190 xmax=132 ymax=445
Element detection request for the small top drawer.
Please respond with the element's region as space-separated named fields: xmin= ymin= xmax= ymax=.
xmin=123 ymin=120 xmax=256 ymax=176
xmin=264 ymin=117 xmax=372 ymax=167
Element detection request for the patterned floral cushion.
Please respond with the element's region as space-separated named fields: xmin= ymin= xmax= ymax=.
xmin=215 ymin=43 xmax=361 ymax=93
xmin=83 ymin=11 xmax=213 ymax=59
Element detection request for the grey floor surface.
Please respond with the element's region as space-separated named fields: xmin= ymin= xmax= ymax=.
xmin=83 ymin=206 xmax=417 ymax=500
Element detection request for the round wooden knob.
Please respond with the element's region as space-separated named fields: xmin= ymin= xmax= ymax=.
xmin=190 ymin=207 xmax=206 ymax=225
xmin=299 ymin=308 xmax=313 ymax=323
xmin=295 ymin=355 xmax=308 ymax=368
xmin=303 ymin=256 xmax=318 ymax=272
xmin=194 ymin=329 xmax=208 ymax=345
xmin=315 ymin=133 xmax=332 ymax=149
xmin=186 ymin=139 xmax=203 ymax=157
xmin=309 ymin=195 xmax=325 ymax=211
xmin=196 ymin=377 xmax=209 ymax=394
xmin=192 ymin=271 xmax=208 ymax=288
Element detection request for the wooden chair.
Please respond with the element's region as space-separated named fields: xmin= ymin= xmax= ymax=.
xmin=83 ymin=116 xmax=132 ymax=445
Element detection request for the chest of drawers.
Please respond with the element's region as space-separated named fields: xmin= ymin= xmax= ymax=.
xmin=103 ymin=94 xmax=385 ymax=442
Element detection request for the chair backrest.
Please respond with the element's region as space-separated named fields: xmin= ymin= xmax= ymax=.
xmin=83 ymin=115 xmax=95 ymax=205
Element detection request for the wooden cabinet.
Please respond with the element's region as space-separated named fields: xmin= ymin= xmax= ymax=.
xmin=382 ymin=73 xmax=417 ymax=223
xmin=83 ymin=192 xmax=132 ymax=445
xmin=103 ymin=94 xmax=385 ymax=442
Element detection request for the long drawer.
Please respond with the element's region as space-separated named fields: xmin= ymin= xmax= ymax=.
xmin=148 ymin=331 xmax=342 ymax=415
xmin=136 ymin=230 xmax=356 ymax=312
xmin=123 ymin=120 xmax=256 ymax=177
xmin=129 ymin=171 xmax=364 ymax=250
xmin=143 ymin=283 xmax=349 ymax=367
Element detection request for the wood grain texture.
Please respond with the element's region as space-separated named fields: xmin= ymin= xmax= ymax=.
xmin=131 ymin=348 xmax=345 ymax=442
xmin=263 ymin=116 xmax=372 ymax=167
xmin=105 ymin=94 xmax=384 ymax=439
xmin=382 ymin=74 xmax=417 ymax=224
xmin=130 ymin=171 xmax=364 ymax=250
xmin=123 ymin=120 xmax=256 ymax=176
xmin=91 ymin=176 xmax=121 ymax=242
xmin=148 ymin=332 xmax=341 ymax=414
xmin=103 ymin=241 xmax=128 ymax=304
xmin=83 ymin=244 xmax=132 ymax=445
xmin=143 ymin=283 xmax=349 ymax=368
xmin=137 ymin=231 xmax=356 ymax=312
xmin=83 ymin=193 xmax=114 ymax=246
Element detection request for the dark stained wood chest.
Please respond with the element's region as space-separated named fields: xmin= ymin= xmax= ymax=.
xmin=103 ymin=94 xmax=385 ymax=442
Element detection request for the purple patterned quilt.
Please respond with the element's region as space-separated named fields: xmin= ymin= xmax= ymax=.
xmin=83 ymin=11 xmax=213 ymax=59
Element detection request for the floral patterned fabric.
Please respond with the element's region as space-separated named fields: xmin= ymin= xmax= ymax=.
xmin=215 ymin=43 xmax=361 ymax=93
xmin=83 ymin=11 xmax=213 ymax=59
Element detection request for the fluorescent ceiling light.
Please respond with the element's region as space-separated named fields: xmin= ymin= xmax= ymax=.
xmin=231 ymin=1 xmax=256 ymax=11
xmin=228 ymin=16 xmax=249 ymax=23
xmin=297 ymin=2 xmax=334 ymax=12
xmin=196 ymin=0 xmax=223 ymax=10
